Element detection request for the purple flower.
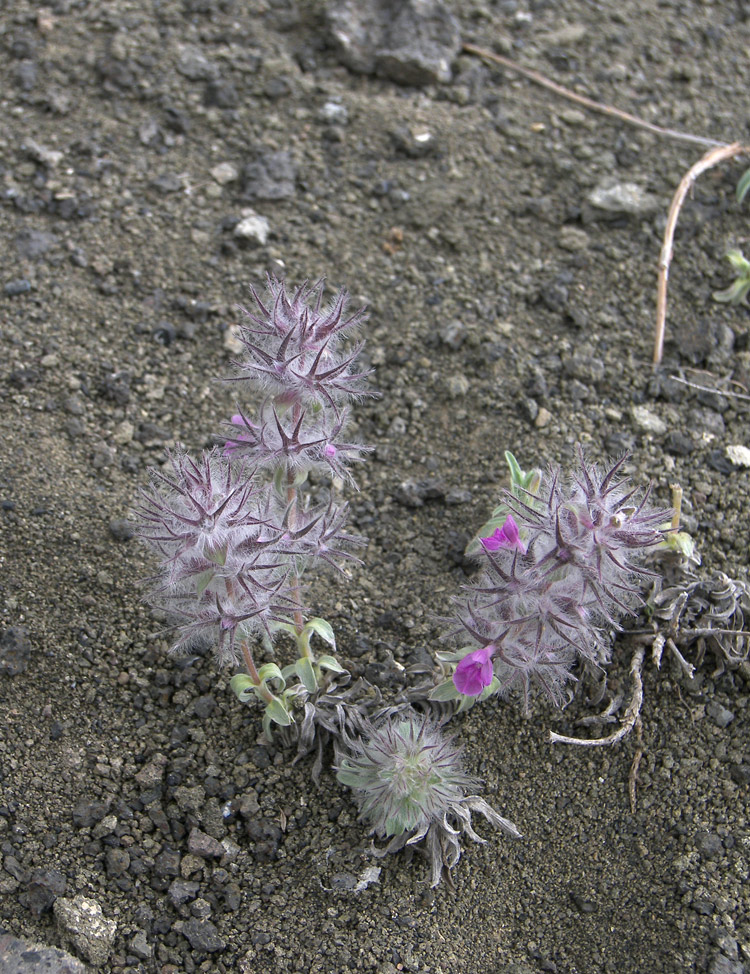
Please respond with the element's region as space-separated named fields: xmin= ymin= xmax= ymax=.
xmin=224 ymin=413 xmax=255 ymax=456
xmin=480 ymin=515 xmax=527 ymax=554
xmin=453 ymin=644 xmax=496 ymax=696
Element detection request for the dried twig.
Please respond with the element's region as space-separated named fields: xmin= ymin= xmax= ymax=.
xmin=668 ymin=373 xmax=750 ymax=402
xmin=654 ymin=142 xmax=750 ymax=365
xmin=628 ymin=718 xmax=644 ymax=814
xmin=549 ymin=646 xmax=645 ymax=747
xmin=462 ymin=43 xmax=726 ymax=150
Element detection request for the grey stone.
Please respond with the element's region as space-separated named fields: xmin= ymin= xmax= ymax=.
xmin=438 ymin=319 xmax=466 ymax=348
xmin=0 ymin=930 xmax=89 ymax=974
xmin=204 ymin=80 xmax=239 ymax=108
xmin=242 ymin=151 xmax=296 ymax=201
xmin=664 ymin=431 xmax=694 ymax=456
xmin=0 ymin=626 xmax=31 ymax=676
xmin=586 ymin=178 xmax=660 ymax=216
xmin=129 ymin=931 xmax=151 ymax=961
xmin=697 ymin=832 xmax=723 ymax=859
xmin=104 ymin=848 xmax=130 ymax=877
xmin=234 ymin=210 xmax=270 ymax=246
xmin=22 ymin=869 xmax=67 ymax=917
xmin=192 ymin=694 xmax=217 ymax=719
xmin=153 ymin=848 xmax=181 ymax=879
xmin=108 ymin=518 xmax=136 ymax=542
xmin=15 ymin=229 xmax=59 ymax=259
xmin=176 ymin=45 xmax=219 ymax=81
xmin=4 ymin=279 xmax=32 ymax=296
xmin=326 ymin=0 xmax=460 ymax=85
xmin=707 ymin=701 xmax=734 ymax=728
xmin=630 ymin=405 xmax=667 ymax=436
xmin=71 ymin=800 xmax=109 ymax=829
xmin=53 ymin=896 xmax=116 ymax=967
xmin=134 ymin=752 xmax=167 ymax=789
xmin=168 ymin=879 xmax=201 ymax=906
xmin=187 ymin=827 xmax=224 ymax=859
xmin=708 ymin=956 xmax=745 ymax=974
xmin=178 ymin=917 xmax=226 ymax=953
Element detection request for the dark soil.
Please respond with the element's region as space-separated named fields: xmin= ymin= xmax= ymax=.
xmin=1 ymin=1 xmax=749 ymax=972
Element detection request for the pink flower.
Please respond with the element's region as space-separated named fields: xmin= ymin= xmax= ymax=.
xmin=453 ymin=644 xmax=496 ymax=696
xmin=224 ymin=414 xmax=253 ymax=456
xmin=480 ymin=514 xmax=527 ymax=554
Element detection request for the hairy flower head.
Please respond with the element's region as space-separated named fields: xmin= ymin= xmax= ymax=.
xmin=336 ymin=712 xmax=521 ymax=886
xmin=453 ymin=447 xmax=667 ymax=708
xmin=229 ymin=276 xmax=375 ymax=409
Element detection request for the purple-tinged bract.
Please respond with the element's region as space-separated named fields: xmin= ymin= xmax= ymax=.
xmin=229 ymin=276 xmax=374 ymax=409
xmin=336 ymin=712 xmax=521 ymax=886
xmin=453 ymin=447 xmax=668 ymax=709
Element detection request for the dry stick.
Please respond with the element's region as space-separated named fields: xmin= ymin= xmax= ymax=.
xmin=461 ymin=43 xmax=727 ymax=150
xmin=460 ymin=45 xmax=750 ymax=366
xmin=654 ymin=142 xmax=750 ymax=366
xmin=549 ymin=646 xmax=645 ymax=747
xmin=668 ymin=372 xmax=750 ymax=402
xmin=629 ymin=718 xmax=644 ymax=814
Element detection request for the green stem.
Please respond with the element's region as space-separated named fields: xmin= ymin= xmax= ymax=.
xmin=284 ymin=404 xmax=308 ymax=648
xmin=240 ymin=641 xmax=274 ymax=704
xmin=670 ymin=483 xmax=683 ymax=532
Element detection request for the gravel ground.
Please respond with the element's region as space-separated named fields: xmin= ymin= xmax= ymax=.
xmin=1 ymin=1 xmax=749 ymax=972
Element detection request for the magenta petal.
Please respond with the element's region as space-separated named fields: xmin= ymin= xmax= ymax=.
xmin=480 ymin=515 xmax=527 ymax=555
xmin=453 ymin=644 xmax=496 ymax=696
xmin=502 ymin=514 xmax=520 ymax=544
xmin=480 ymin=528 xmax=504 ymax=552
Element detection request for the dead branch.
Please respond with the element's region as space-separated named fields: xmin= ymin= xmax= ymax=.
xmin=654 ymin=142 xmax=750 ymax=365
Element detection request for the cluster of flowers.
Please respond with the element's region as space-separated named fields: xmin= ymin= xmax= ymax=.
xmin=443 ymin=450 xmax=667 ymax=710
xmin=137 ymin=279 xmax=373 ymax=735
xmin=135 ymin=277 xmax=666 ymax=886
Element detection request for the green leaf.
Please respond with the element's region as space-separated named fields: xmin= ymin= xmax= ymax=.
xmin=725 ymin=249 xmax=750 ymax=273
xmin=737 ymin=167 xmax=750 ymax=204
xmin=335 ymin=763 xmax=361 ymax=789
xmin=271 ymin=621 xmax=300 ymax=638
xmin=429 ymin=679 xmax=461 ymax=702
xmin=660 ymin=530 xmax=700 ymax=564
xmin=273 ymin=467 xmax=287 ymax=499
xmin=262 ymin=710 xmax=274 ymax=741
xmin=207 ymin=544 xmax=226 ymax=567
xmin=455 ymin=676 xmax=500 ymax=712
xmin=257 ymin=663 xmax=285 ymax=689
xmin=229 ymin=674 xmax=259 ymax=702
xmin=280 ymin=663 xmax=298 ymax=681
xmin=265 ymin=696 xmax=293 ymax=726
xmin=435 ymin=647 xmax=476 ymax=663
xmin=294 ymin=656 xmax=318 ymax=693
xmin=304 ymin=617 xmax=336 ymax=651
xmin=713 ymin=280 xmax=750 ymax=305
xmin=504 ymin=451 xmax=526 ymax=489
xmin=194 ymin=569 xmax=215 ymax=597
xmin=317 ymin=654 xmax=346 ymax=674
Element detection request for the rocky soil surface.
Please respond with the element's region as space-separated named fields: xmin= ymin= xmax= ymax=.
xmin=1 ymin=1 xmax=750 ymax=972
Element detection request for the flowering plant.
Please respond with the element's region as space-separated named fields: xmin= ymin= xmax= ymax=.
xmin=135 ymin=276 xmax=520 ymax=884
xmin=135 ymin=276 xmax=681 ymax=884
xmin=136 ymin=278 xmax=374 ymax=741
xmin=431 ymin=449 xmax=668 ymax=715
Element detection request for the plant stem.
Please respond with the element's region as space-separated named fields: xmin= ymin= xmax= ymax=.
xmin=283 ymin=402 xmax=308 ymax=646
xmin=240 ymin=641 xmax=274 ymax=703
xmin=462 ymin=43 xmax=726 ymax=150
xmin=654 ymin=142 xmax=750 ymax=365
xmin=286 ymin=476 xmax=307 ymax=643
